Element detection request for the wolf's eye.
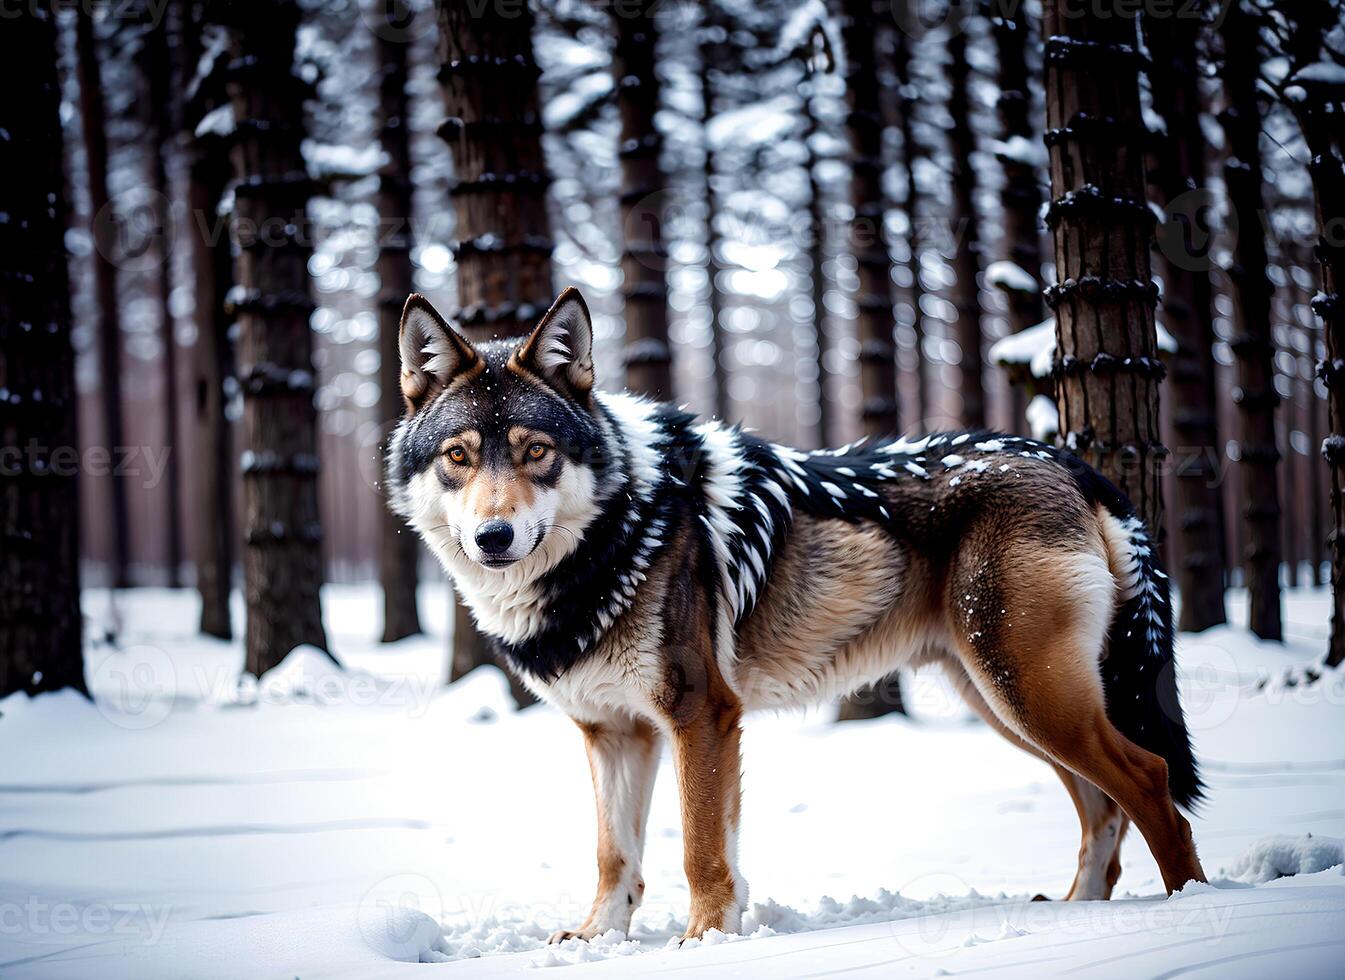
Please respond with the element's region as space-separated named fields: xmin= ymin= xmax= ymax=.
xmin=447 ymin=446 xmax=468 ymax=465
xmin=527 ymin=443 xmax=548 ymax=461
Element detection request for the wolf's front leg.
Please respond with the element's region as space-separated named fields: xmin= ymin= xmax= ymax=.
xmin=670 ymin=696 xmax=746 ymax=940
xmin=548 ymin=716 xmax=661 ymax=943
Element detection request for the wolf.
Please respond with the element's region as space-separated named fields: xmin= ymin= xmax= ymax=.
xmin=386 ymin=287 xmax=1206 ymax=942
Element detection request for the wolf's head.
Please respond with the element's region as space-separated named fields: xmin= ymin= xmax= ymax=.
xmin=386 ymin=288 xmax=610 ymax=581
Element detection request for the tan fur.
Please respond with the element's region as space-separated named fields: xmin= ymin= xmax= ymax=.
xmin=941 ymin=513 xmax=1204 ymax=894
xmin=733 ymin=519 xmax=945 ymax=708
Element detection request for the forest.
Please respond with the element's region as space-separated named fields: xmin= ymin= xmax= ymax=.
xmin=2 ymin=0 xmax=1345 ymax=976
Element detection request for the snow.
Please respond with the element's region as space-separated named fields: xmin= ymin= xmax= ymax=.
xmin=988 ymin=135 xmax=1048 ymax=168
xmin=1026 ymin=393 xmax=1060 ymax=441
xmin=985 ymin=260 xmax=1039 ymax=294
xmin=989 ymin=317 xmax=1179 ymax=381
xmin=193 ymin=104 xmax=235 ymax=140
xmin=303 ymin=141 xmax=388 ymax=180
xmin=1292 ymin=61 xmax=1345 ymax=89
xmin=1 ymin=584 xmax=1344 ymax=977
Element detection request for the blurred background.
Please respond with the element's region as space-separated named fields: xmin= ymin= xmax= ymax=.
xmin=7 ymin=0 xmax=1344 ymax=695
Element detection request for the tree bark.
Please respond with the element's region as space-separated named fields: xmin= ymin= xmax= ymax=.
xmin=842 ymin=0 xmax=898 ymax=437
xmin=76 ymin=9 xmax=132 ymax=590
xmin=1218 ymin=3 xmax=1282 ymax=640
xmin=143 ymin=13 xmax=185 ymax=589
xmin=947 ymin=31 xmax=986 ymax=429
xmin=990 ymin=0 xmax=1045 ymax=431
xmin=435 ymin=0 xmax=550 ymax=704
xmin=374 ymin=0 xmax=423 ymax=643
xmin=0 ymin=8 xmax=88 ymax=697
xmin=615 ymin=0 xmax=674 ymax=400
xmin=839 ymin=2 xmax=905 ymax=720
xmin=1144 ymin=12 xmax=1226 ymax=631
xmin=700 ymin=22 xmax=729 ymax=422
xmin=223 ymin=0 xmax=330 ymax=674
xmin=891 ymin=26 xmax=926 ymax=427
xmin=1041 ymin=3 xmax=1166 ymax=536
xmin=183 ymin=12 xmax=238 ymax=641
xmin=802 ymin=81 xmax=831 ymax=446
xmin=1283 ymin=1 xmax=1345 ymax=665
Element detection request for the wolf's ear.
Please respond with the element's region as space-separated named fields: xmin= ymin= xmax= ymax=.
xmin=398 ymin=294 xmax=479 ymax=409
xmin=515 ymin=287 xmax=595 ymax=393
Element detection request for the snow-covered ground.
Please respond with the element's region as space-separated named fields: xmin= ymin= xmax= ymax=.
xmin=1 ymin=584 xmax=1343 ymax=978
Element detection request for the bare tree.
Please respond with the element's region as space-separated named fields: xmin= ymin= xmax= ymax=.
xmin=181 ymin=4 xmax=236 ymax=640
xmin=142 ymin=9 xmax=185 ymax=588
xmin=1144 ymin=8 xmax=1226 ymax=631
xmin=76 ymin=9 xmax=132 ymax=589
xmin=1041 ymin=3 xmax=1166 ymax=534
xmin=888 ymin=24 xmax=927 ymax=426
xmin=947 ymin=29 xmax=986 ymax=428
xmin=0 ymin=8 xmax=87 ymax=697
xmin=700 ymin=15 xmax=729 ymax=422
xmin=1273 ymin=0 xmax=1345 ymax=664
xmin=374 ymin=0 xmax=423 ymax=643
xmin=990 ymin=0 xmax=1045 ymax=429
xmin=435 ymin=0 xmax=551 ymax=703
xmin=802 ymin=75 xmax=832 ymax=446
xmin=223 ymin=0 xmax=330 ymax=674
xmin=839 ymin=3 xmax=905 ymax=720
xmin=1218 ymin=1 xmax=1281 ymax=640
xmin=615 ymin=0 xmax=675 ymax=399
xmin=841 ymin=0 xmax=898 ymax=436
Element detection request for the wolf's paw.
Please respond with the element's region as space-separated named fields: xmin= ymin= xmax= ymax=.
xmin=548 ymin=925 xmax=600 ymax=944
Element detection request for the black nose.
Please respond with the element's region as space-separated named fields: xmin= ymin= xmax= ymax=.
xmin=474 ymin=520 xmax=514 ymax=555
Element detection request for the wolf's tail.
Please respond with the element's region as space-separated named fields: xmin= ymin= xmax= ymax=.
xmin=1086 ymin=473 xmax=1205 ymax=811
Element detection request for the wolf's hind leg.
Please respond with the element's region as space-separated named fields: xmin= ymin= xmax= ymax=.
xmin=548 ymin=715 xmax=661 ymax=943
xmin=943 ymin=660 xmax=1129 ymax=900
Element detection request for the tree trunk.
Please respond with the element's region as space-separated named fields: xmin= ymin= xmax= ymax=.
xmin=1144 ymin=13 xmax=1227 ymax=631
xmin=802 ymin=81 xmax=831 ymax=446
xmin=177 ymin=0 xmax=235 ymax=640
xmin=990 ymin=0 xmax=1044 ymax=432
xmin=223 ymin=0 xmax=330 ymax=675
xmin=842 ymin=0 xmax=898 ymax=437
xmin=144 ymin=12 xmax=185 ymax=589
xmin=1218 ymin=3 xmax=1282 ymax=640
xmin=0 ymin=8 xmax=88 ymax=697
xmin=374 ymin=0 xmax=423 ymax=643
xmin=435 ymin=0 xmax=550 ymax=705
xmin=186 ymin=143 xmax=236 ymax=640
xmin=700 ymin=24 xmax=729 ymax=422
xmin=892 ymin=26 xmax=926 ymax=427
xmin=76 ymin=9 xmax=132 ymax=590
xmin=1041 ymin=3 xmax=1165 ymax=535
xmin=1285 ymin=2 xmax=1345 ymax=665
xmin=838 ymin=2 xmax=905 ymax=720
xmin=947 ymin=31 xmax=986 ymax=429
xmin=615 ymin=0 xmax=674 ymax=400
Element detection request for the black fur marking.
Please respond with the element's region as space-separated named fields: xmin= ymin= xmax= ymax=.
xmin=491 ymin=405 xmax=703 ymax=680
xmin=1069 ymin=466 xmax=1204 ymax=810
